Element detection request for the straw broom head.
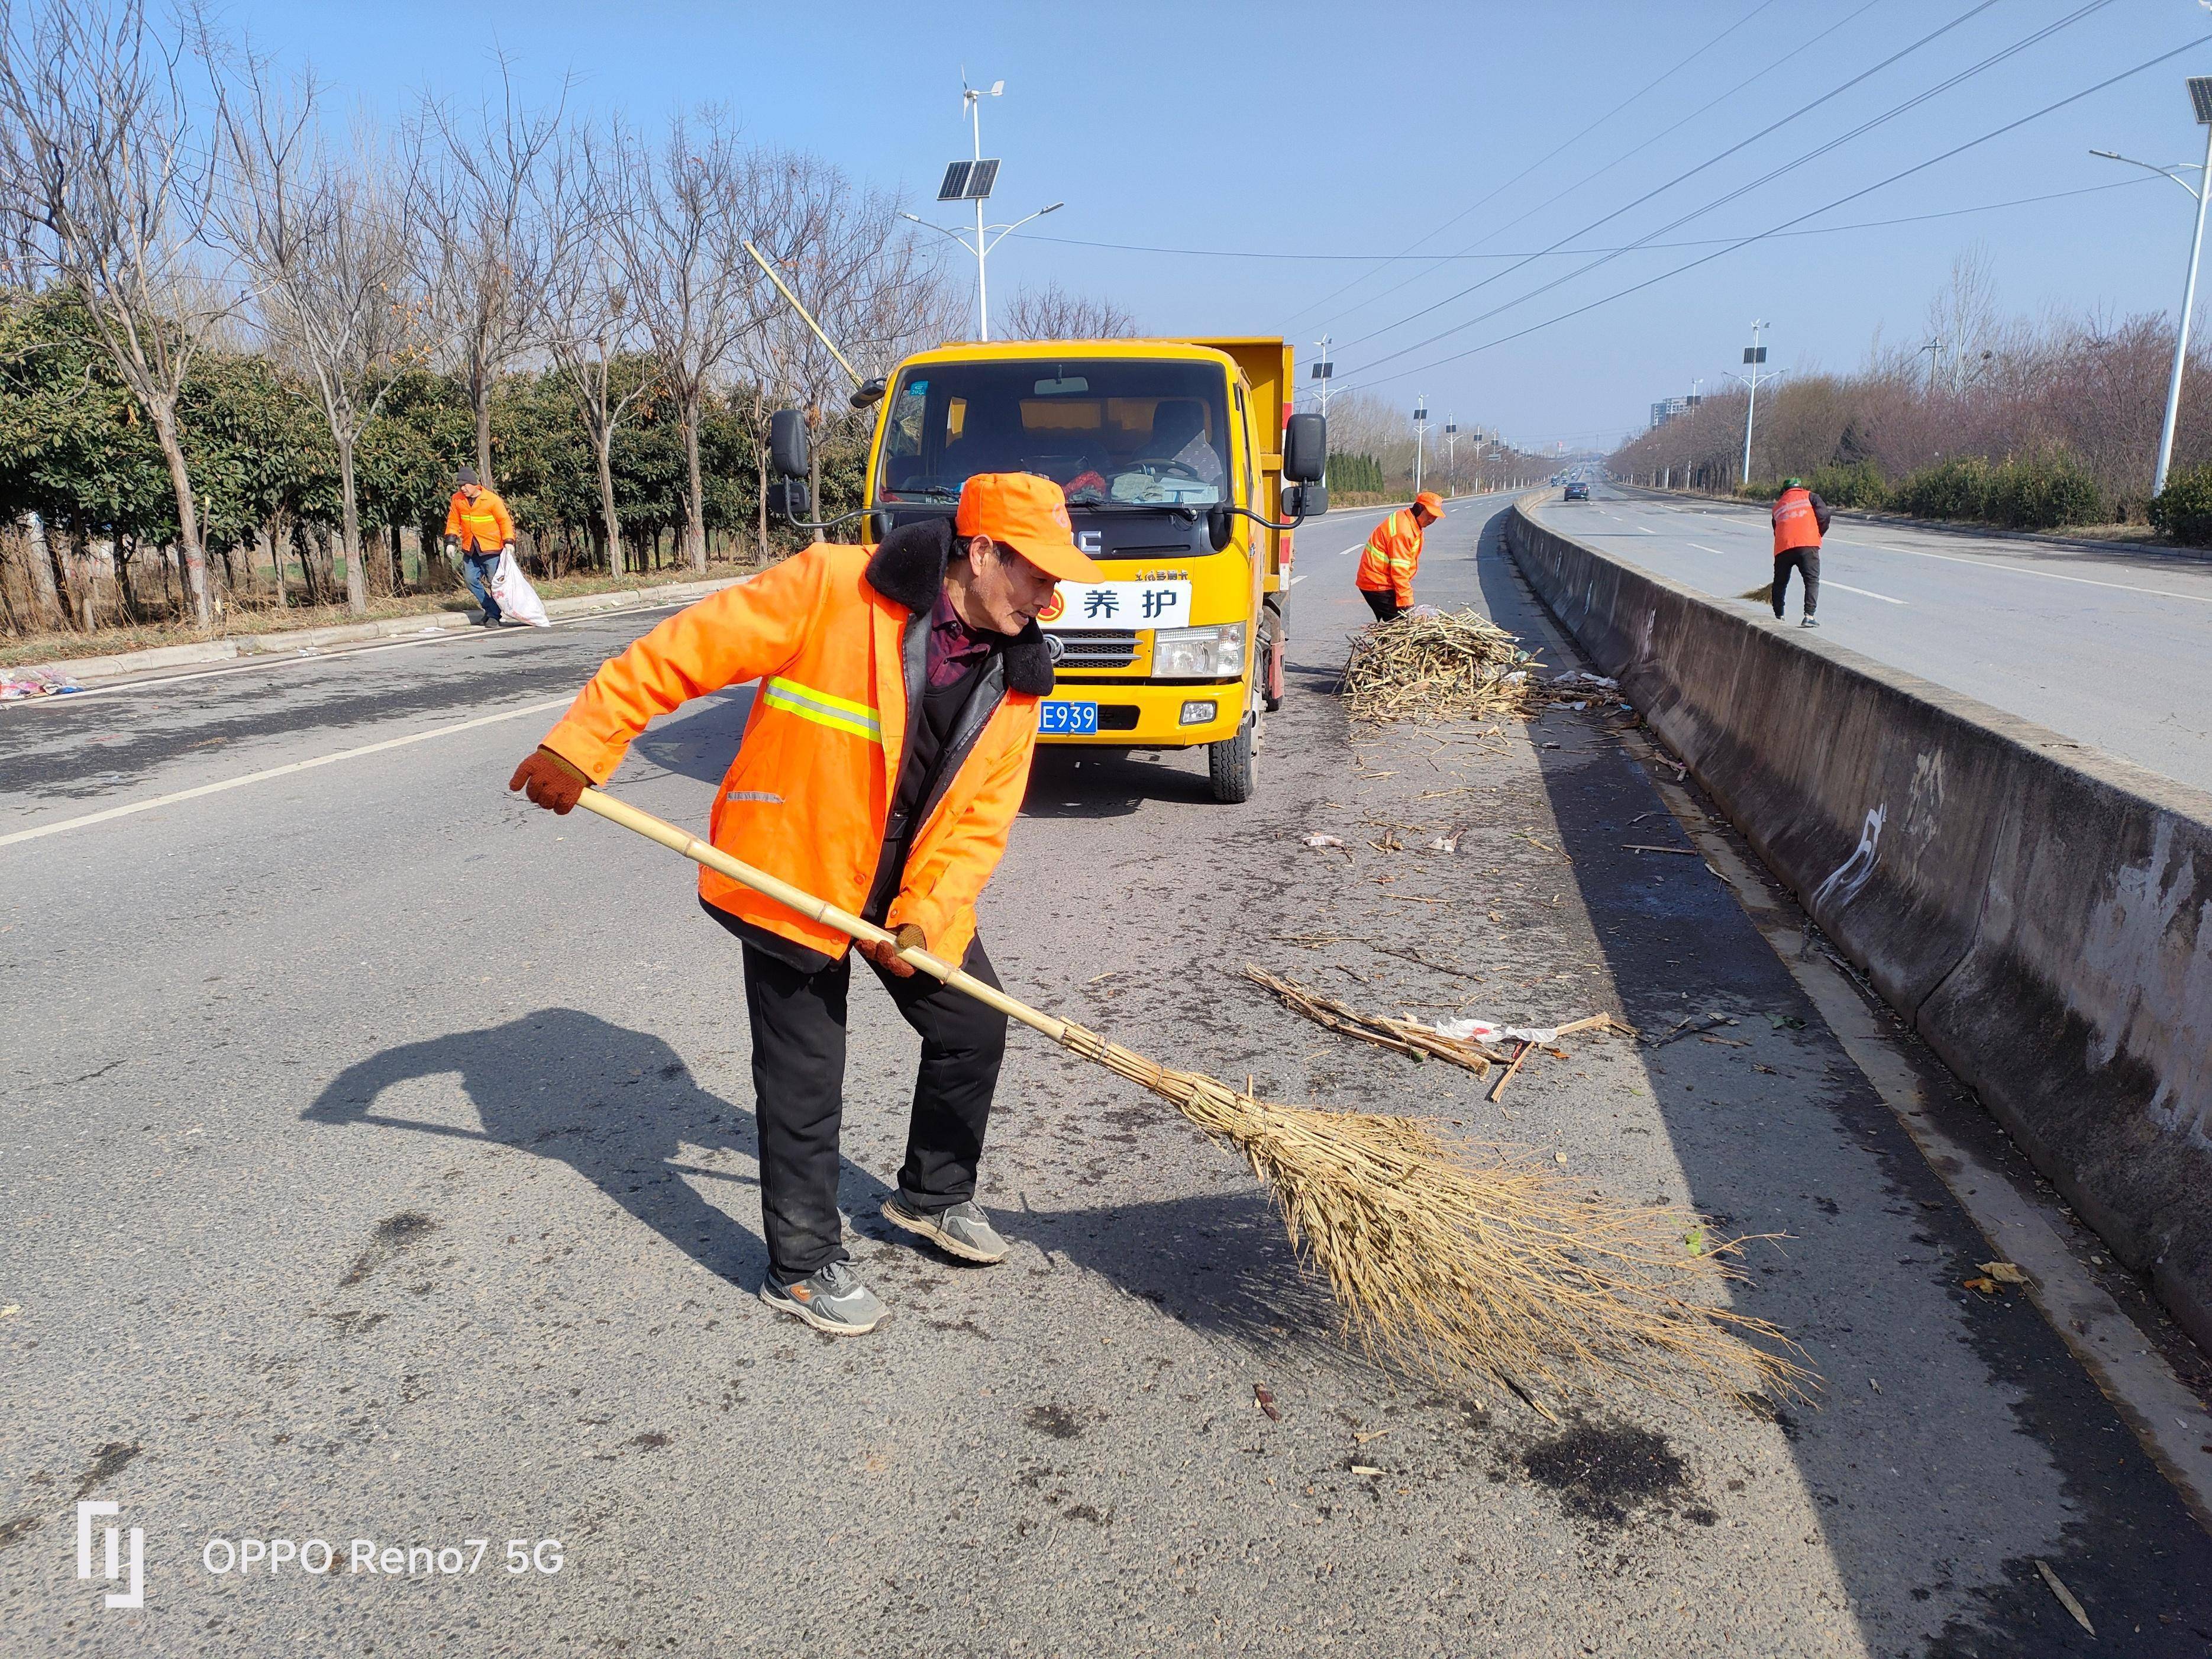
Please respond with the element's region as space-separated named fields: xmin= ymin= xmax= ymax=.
xmin=1054 ymin=1019 xmax=1810 ymax=1403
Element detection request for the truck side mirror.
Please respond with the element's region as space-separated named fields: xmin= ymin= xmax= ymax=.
xmin=1283 ymin=411 xmax=1327 ymax=483
xmin=768 ymin=477 xmax=812 ymax=524
xmin=1206 ymin=503 xmax=1234 ymax=551
xmin=769 ymin=408 xmax=810 ymax=479
xmin=848 ymin=376 xmax=887 ymax=410
xmin=1285 ymin=482 xmax=1327 ymax=519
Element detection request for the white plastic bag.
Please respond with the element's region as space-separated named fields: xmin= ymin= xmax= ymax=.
xmin=489 ymin=548 xmax=550 ymax=628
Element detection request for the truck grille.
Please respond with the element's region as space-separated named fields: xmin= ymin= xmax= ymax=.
xmin=1047 ymin=628 xmax=1138 ymax=669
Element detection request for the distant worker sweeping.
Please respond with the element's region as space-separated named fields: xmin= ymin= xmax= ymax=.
xmin=1770 ymin=476 xmax=1831 ymax=629
xmin=1354 ymin=490 xmax=1444 ymax=621
xmin=508 ymin=473 xmax=1101 ymax=1336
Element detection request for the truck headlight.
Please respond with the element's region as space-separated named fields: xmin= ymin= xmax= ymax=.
xmin=1151 ymin=623 xmax=1246 ymax=680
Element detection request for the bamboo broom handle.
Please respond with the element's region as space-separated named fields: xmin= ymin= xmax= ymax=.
xmin=573 ymin=787 xmax=1071 ymax=1044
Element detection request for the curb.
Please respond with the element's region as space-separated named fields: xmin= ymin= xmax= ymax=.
xmin=12 ymin=577 xmax=744 ymax=689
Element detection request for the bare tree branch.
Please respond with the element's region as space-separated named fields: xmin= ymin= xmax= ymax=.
xmin=211 ymin=44 xmax=425 ymax=614
xmin=0 ymin=0 xmax=238 ymax=625
xmin=410 ymin=57 xmax=567 ymax=482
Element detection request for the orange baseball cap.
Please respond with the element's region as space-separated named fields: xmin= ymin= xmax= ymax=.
xmin=955 ymin=473 xmax=1103 ymax=583
xmin=1413 ymin=491 xmax=1446 ymax=517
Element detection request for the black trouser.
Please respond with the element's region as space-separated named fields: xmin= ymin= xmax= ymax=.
xmin=1772 ymin=547 xmax=1820 ymax=618
xmin=1360 ymin=587 xmax=1402 ymax=622
xmin=741 ymin=935 xmax=1007 ymax=1277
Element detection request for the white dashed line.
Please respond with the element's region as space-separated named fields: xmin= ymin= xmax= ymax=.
xmin=1 ymin=696 xmax=576 ymax=848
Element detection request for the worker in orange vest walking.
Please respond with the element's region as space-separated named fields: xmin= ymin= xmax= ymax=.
xmin=445 ymin=467 xmax=518 ymax=626
xmin=507 ymin=473 xmax=1103 ymax=1337
xmin=1770 ymin=477 xmax=1831 ymax=630
xmin=1354 ymin=491 xmax=1444 ymax=622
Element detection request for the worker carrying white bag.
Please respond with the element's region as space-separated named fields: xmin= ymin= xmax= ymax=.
xmin=490 ymin=547 xmax=550 ymax=628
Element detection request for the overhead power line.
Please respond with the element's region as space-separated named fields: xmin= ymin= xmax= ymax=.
xmin=1317 ymin=0 xmax=1891 ymax=333
xmin=1274 ymin=0 xmax=1783 ymax=333
xmin=1321 ymin=33 xmax=2212 ymax=402
xmin=1005 ymin=176 xmax=2153 ymax=263
xmin=1336 ymin=0 xmax=2114 ymax=376
xmin=1335 ymin=0 xmax=2043 ymax=357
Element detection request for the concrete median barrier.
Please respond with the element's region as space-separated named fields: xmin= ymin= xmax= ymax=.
xmin=1507 ymin=497 xmax=2212 ymax=1347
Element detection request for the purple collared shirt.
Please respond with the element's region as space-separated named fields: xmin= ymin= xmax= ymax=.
xmin=926 ymin=591 xmax=999 ymax=689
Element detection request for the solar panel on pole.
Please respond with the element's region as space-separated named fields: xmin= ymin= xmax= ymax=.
xmin=937 ymin=162 xmax=973 ymax=202
xmin=963 ymin=160 xmax=1000 ymax=200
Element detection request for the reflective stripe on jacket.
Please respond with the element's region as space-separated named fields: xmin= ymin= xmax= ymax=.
xmin=1772 ymin=487 xmax=1822 ymax=554
xmin=1355 ymin=508 xmax=1423 ymax=608
xmin=445 ymin=488 xmax=515 ymax=554
xmin=537 ymin=534 xmax=1048 ymax=964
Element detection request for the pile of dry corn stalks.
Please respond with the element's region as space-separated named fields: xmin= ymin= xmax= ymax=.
xmin=1340 ymin=607 xmax=1549 ymax=723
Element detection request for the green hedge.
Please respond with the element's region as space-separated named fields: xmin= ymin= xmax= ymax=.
xmin=1807 ymin=460 xmax=1888 ymax=509
xmin=1890 ymin=453 xmax=2104 ymax=531
xmin=2150 ymin=462 xmax=2212 ymax=546
xmin=1328 ymin=451 xmax=1383 ymax=493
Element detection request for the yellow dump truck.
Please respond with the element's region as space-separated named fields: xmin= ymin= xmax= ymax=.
xmin=768 ymin=336 xmax=1327 ymax=803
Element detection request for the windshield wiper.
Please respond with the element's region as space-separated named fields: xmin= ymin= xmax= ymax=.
xmin=1072 ymin=501 xmax=1200 ymax=519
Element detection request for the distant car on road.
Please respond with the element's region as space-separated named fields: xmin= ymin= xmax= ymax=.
xmin=1563 ymin=480 xmax=1590 ymax=501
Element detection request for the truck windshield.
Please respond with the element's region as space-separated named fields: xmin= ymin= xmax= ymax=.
xmin=876 ymin=359 xmax=1232 ymax=508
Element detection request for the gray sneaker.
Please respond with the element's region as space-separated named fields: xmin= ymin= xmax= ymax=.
xmin=880 ymin=1195 xmax=1009 ymax=1264
xmin=759 ymin=1260 xmax=887 ymax=1334
xmin=1800 ymin=617 xmax=1820 ymax=629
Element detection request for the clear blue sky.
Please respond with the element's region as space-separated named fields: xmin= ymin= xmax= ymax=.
xmin=223 ymin=0 xmax=2212 ymax=453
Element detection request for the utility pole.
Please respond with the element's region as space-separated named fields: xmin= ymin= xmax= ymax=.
xmin=2097 ymin=78 xmax=2212 ymax=497
xmin=1413 ymin=396 xmax=1428 ymax=494
xmin=1738 ymin=321 xmax=1768 ymax=486
xmin=1445 ymin=415 xmax=1458 ymax=496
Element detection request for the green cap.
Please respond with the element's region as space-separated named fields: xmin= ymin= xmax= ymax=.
xmin=1782 ymin=476 xmax=1805 ymax=489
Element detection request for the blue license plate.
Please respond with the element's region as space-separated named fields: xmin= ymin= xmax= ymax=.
xmin=1040 ymin=700 xmax=1099 ymax=735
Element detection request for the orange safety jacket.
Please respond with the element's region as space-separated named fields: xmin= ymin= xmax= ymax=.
xmin=1771 ymin=487 xmax=1822 ymax=554
xmin=538 ymin=521 xmax=1053 ymax=965
xmin=445 ymin=488 xmax=515 ymax=555
xmin=1355 ymin=508 xmax=1423 ymax=608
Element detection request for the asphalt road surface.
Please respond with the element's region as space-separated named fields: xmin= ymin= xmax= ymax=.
xmin=5 ymin=495 xmax=2210 ymax=1656
xmin=1523 ymin=483 xmax=2212 ymax=796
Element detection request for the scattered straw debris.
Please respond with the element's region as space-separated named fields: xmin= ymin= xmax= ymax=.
xmin=1245 ymin=964 xmax=1509 ymax=1074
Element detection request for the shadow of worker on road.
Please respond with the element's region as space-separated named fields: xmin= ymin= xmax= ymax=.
xmin=302 ymin=1008 xmax=891 ymax=1290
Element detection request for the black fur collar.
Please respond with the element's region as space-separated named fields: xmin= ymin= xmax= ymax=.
xmin=866 ymin=517 xmax=1056 ymax=697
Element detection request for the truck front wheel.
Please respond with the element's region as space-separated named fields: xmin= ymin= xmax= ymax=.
xmin=1209 ymin=715 xmax=1257 ymax=803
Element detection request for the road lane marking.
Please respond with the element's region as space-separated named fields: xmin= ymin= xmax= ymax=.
xmin=1835 ymin=539 xmax=2212 ymax=605
xmin=0 ymin=593 xmax=706 ymax=711
xmin=0 ymin=695 xmax=576 ymax=848
xmin=1822 ymin=580 xmax=1907 ymax=605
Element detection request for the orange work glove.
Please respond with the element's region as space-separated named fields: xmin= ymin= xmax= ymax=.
xmin=508 ymin=746 xmax=590 ymax=814
xmin=858 ymin=923 xmax=927 ymax=979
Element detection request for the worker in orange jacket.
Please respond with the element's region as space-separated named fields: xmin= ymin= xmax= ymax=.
xmin=1769 ymin=477 xmax=1831 ymax=630
xmin=508 ymin=473 xmax=1103 ymax=1336
xmin=445 ymin=467 xmax=517 ymax=626
xmin=1354 ymin=490 xmax=1444 ymax=621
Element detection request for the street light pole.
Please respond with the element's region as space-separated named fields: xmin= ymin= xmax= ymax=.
xmin=1413 ymin=396 xmax=1427 ymax=494
xmin=2107 ymin=79 xmax=2212 ymax=497
xmin=963 ymin=80 xmax=999 ymax=339
xmin=1739 ymin=321 xmax=1767 ymax=485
